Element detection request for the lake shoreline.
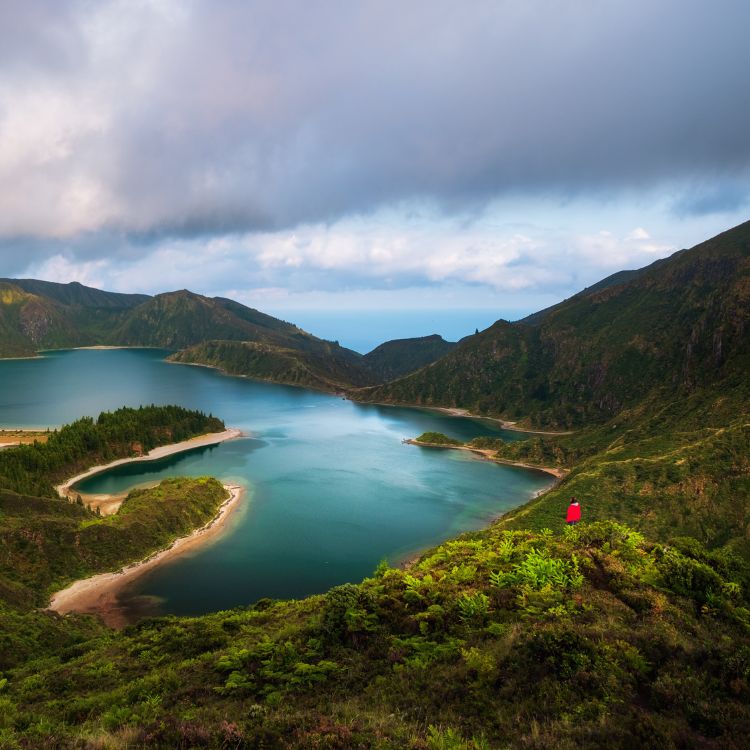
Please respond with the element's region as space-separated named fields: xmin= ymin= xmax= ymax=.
xmin=48 ymin=483 xmax=246 ymax=628
xmin=395 ymin=439 xmax=565 ymax=570
xmin=423 ymin=406 xmax=574 ymax=435
xmin=165 ymin=357 xmax=352 ymax=397
xmin=166 ymin=356 xmax=570 ymax=437
xmin=404 ymin=438 xmax=567 ymax=479
xmin=347 ymin=398 xmax=573 ymax=436
xmin=56 ymin=428 xmax=243 ymax=505
xmin=3 ymin=349 xmax=557 ymax=620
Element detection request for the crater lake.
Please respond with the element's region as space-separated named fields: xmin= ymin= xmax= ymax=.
xmin=0 ymin=348 xmax=553 ymax=618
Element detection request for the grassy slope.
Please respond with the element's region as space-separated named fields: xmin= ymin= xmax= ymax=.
xmin=0 ymin=282 xmax=83 ymax=356
xmin=3 ymin=521 xmax=750 ymax=749
xmin=169 ymin=338 xmax=377 ymax=390
xmin=478 ymin=372 xmax=750 ymax=553
xmin=363 ymin=335 xmax=457 ymax=382
xmin=2 ymin=224 xmax=750 ymax=746
xmin=0 ymin=477 xmax=228 ymax=671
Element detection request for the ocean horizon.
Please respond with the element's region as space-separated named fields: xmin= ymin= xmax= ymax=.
xmin=265 ymin=308 xmax=531 ymax=354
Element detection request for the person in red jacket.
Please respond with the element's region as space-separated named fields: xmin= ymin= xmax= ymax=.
xmin=566 ymin=497 xmax=581 ymax=525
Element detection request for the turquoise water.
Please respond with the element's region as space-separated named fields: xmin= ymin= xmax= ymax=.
xmin=0 ymin=349 xmax=552 ymax=617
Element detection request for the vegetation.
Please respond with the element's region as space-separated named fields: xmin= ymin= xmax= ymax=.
xmin=1 ymin=221 xmax=750 ymax=746
xmin=0 ymin=405 xmax=224 ymax=497
xmin=170 ymin=338 xmax=376 ymax=391
xmin=467 ymin=436 xmax=505 ymax=450
xmin=0 ymin=477 xmax=227 ymax=643
xmin=355 ymin=220 xmax=750 ymax=429
xmin=414 ymin=432 xmax=463 ymax=446
xmin=408 ymin=382 xmax=750 ymax=556
xmin=363 ymin=334 xmax=456 ymax=382
xmin=497 ymin=412 xmax=750 ymax=555
xmin=1 ymin=278 xmax=150 ymax=310
xmin=0 ymin=280 xmax=461 ymax=387
xmin=1 ymin=521 xmax=749 ymax=748
xmin=111 ymin=290 xmax=308 ymax=351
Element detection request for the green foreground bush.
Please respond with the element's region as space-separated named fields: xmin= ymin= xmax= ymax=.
xmin=2 ymin=520 xmax=749 ymax=749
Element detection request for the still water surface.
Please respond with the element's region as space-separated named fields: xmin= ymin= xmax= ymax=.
xmin=0 ymin=349 xmax=552 ymax=616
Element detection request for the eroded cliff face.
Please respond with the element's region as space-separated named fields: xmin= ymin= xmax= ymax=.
xmin=19 ymin=298 xmax=59 ymax=344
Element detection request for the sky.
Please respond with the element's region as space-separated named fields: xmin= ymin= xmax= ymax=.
xmin=1 ymin=0 xmax=750 ymax=336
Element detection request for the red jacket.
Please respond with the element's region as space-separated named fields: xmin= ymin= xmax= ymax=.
xmin=566 ymin=503 xmax=581 ymax=522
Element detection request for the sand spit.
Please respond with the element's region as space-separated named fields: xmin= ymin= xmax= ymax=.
xmin=405 ymin=438 xmax=567 ymax=479
xmin=48 ymin=483 xmax=245 ymax=628
xmin=55 ymin=428 xmax=243 ymax=508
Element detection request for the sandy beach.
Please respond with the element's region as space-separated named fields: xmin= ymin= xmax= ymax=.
xmin=56 ymin=428 xmax=242 ymax=513
xmin=48 ymin=482 xmax=245 ymax=627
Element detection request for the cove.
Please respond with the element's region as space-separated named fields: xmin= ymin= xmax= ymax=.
xmin=0 ymin=348 xmax=553 ymax=618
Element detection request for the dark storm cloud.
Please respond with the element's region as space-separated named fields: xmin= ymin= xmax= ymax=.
xmin=0 ymin=0 xmax=749 ymax=244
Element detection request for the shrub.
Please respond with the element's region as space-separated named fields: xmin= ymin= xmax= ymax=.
xmin=456 ymin=592 xmax=490 ymax=623
xmin=655 ymin=548 xmax=725 ymax=603
xmin=491 ymin=549 xmax=583 ymax=591
xmin=321 ymin=584 xmax=378 ymax=644
xmin=468 ymin=436 xmax=505 ymax=450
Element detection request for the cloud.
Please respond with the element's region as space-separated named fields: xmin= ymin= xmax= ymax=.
xmin=20 ymin=208 xmax=680 ymax=309
xmin=0 ymin=0 xmax=749 ymax=246
xmin=672 ymin=181 xmax=750 ymax=217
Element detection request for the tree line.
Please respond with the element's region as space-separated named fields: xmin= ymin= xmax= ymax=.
xmin=0 ymin=405 xmax=225 ymax=498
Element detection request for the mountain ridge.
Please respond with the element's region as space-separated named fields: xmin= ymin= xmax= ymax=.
xmin=363 ymin=333 xmax=457 ymax=382
xmin=353 ymin=219 xmax=750 ymax=429
xmin=0 ymin=280 xmax=464 ymax=386
xmin=2 ymin=222 xmax=750 ymax=748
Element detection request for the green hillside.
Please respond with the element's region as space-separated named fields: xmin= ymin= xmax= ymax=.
xmin=0 ymin=278 xmax=150 ymax=309
xmin=383 ymin=222 xmax=750 ymax=554
xmin=0 ymin=409 xmax=231 ymax=680
xmin=355 ymin=220 xmax=750 ymax=429
xmin=0 ymin=477 xmax=227 ymax=616
xmin=0 ymin=282 xmax=386 ymax=388
xmin=363 ymin=334 xmax=457 ymax=381
xmin=2 ymin=402 xmax=748 ymax=746
xmin=0 ymin=282 xmax=84 ymax=356
xmin=2 ymin=223 xmax=750 ymax=747
xmin=0 ymin=279 xmax=153 ymax=356
xmin=0 ymin=280 xmax=469 ymax=389
xmin=170 ymin=339 xmax=376 ymax=390
xmin=110 ymin=290 xmax=303 ymax=349
xmin=3 ymin=519 xmax=750 ymax=748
